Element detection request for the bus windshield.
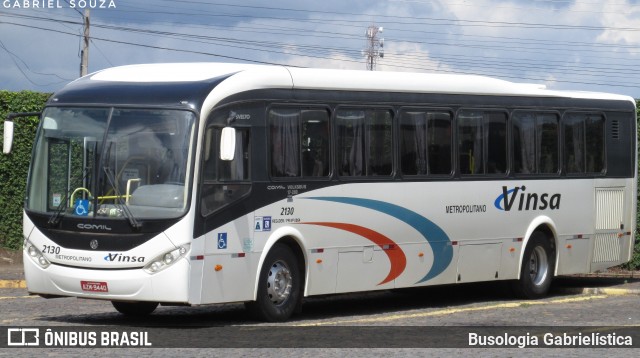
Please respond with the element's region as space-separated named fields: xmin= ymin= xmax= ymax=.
xmin=26 ymin=107 xmax=196 ymax=221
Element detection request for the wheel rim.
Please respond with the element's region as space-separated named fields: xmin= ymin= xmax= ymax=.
xmin=529 ymin=246 xmax=549 ymax=286
xmin=266 ymin=260 xmax=292 ymax=305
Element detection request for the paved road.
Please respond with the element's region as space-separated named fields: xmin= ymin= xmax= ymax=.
xmin=1 ymin=261 xmax=639 ymax=356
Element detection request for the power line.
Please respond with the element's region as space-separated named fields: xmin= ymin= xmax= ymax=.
xmin=0 ymin=39 xmax=71 ymax=86
xmin=4 ymin=10 xmax=639 ymax=69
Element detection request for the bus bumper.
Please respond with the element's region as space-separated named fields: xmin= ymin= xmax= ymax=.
xmin=23 ymin=251 xmax=190 ymax=303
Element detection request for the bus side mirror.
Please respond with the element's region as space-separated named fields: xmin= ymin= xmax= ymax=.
xmin=219 ymin=127 xmax=236 ymax=161
xmin=3 ymin=121 xmax=14 ymax=154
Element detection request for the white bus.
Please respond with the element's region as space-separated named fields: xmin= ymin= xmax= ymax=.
xmin=6 ymin=63 xmax=637 ymax=322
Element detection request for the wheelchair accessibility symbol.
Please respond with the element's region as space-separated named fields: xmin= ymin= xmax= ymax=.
xmin=74 ymin=199 xmax=89 ymax=216
xmin=217 ymin=233 xmax=227 ymax=249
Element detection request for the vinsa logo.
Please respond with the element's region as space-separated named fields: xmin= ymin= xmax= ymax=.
xmin=104 ymin=253 xmax=145 ymax=263
xmin=494 ymin=186 xmax=561 ymax=211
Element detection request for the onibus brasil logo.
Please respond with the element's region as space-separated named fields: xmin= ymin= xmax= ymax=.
xmin=494 ymin=185 xmax=561 ymax=211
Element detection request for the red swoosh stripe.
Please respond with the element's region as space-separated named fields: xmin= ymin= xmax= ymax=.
xmin=302 ymin=222 xmax=407 ymax=285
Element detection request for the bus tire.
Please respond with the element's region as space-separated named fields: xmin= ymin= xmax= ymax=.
xmin=511 ymin=231 xmax=555 ymax=299
xmin=247 ymin=243 xmax=301 ymax=322
xmin=111 ymin=301 xmax=159 ymax=316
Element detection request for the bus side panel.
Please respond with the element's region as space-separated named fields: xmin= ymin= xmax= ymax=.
xmin=199 ymin=215 xmax=258 ymax=304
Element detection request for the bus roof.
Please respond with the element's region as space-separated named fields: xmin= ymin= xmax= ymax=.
xmin=84 ymin=62 xmax=634 ymax=104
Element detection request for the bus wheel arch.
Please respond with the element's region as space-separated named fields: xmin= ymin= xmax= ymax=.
xmin=247 ymin=235 xmax=306 ymax=322
xmin=513 ymin=223 xmax=557 ymax=299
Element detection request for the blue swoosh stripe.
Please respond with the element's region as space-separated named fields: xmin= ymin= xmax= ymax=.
xmin=494 ymin=187 xmax=516 ymax=210
xmin=306 ymin=196 xmax=452 ymax=283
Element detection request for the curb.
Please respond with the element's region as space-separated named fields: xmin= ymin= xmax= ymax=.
xmin=579 ymin=287 xmax=640 ymax=295
xmin=0 ymin=280 xmax=26 ymax=289
xmin=553 ymin=286 xmax=640 ymax=296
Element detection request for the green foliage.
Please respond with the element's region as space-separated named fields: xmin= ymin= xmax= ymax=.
xmin=0 ymin=90 xmax=50 ymax=250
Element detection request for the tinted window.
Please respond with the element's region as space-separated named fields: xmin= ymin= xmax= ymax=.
xmin=336 ymin=109 xmax=393 ymax=177
xmin=564 ymin=113 xmax=605 ymax=174
xmin=513 ymin=112 xmax=559 ymax=175
xmin=400 ymin=110 xmax=452 ymax=176
xmin=458 ymin=110 xmax=507 ymax=175
xmin=269 ymin=108 xmax=330 ymax=178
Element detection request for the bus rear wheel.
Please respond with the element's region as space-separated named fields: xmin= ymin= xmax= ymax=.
xmin=511 ymin=231 xmax=555 ymax=299
xmin=246 ymin=243 xmax=301 ymax=322
xmin=111 ymin=301 xmax=159 ymax=316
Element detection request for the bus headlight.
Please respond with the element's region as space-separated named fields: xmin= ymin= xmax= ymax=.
xmin=24 ymin=240 xmax=50 ymax=269
xmin=144 ymin=244 xmax=189 ymax=274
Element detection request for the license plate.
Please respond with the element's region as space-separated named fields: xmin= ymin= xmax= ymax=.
xmin=81 ymin=281 xmax=109 ymax=293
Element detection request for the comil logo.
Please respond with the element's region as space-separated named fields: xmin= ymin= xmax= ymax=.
xmin=77 ymin=223 xmax=112 ymax=231
xmin=494 ymin=186 xmax=561 ymax=211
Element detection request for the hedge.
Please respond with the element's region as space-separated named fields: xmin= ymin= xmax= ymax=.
xmin=0 ymin=90 xmax=50 ymax=250
xmin=0 ymin=90 xmax=639 ymax=269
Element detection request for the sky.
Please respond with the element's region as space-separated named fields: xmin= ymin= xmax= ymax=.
xmin=1 ymin=0 xmax=640 ymax=98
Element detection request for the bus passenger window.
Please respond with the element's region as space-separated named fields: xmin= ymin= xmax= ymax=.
xmin=400 ymin=110 xmax=451 ymax=176
xmin=457 ymin=110 xmax=506 ymax=175
xmin=269 ymin=108 xmax=330 ymax=178
xmin=513 ymin=112 xmax=559 ymax=175
xmin=564 ymin=112 xmax=605 ymax=175
xmin=336 ymin=108 xmax=392 ymax=177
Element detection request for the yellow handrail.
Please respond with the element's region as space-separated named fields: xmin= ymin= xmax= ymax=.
xmin=70 ymin=187 xmax=92 ymax=205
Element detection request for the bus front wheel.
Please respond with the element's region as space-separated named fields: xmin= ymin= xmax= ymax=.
xmin=246 ymin=243 xmax=301 ymax=322
xmin=511 ymin=231 xmax=555 ymax=299
xmin=111 ymin=301 xmax=159 ymax=316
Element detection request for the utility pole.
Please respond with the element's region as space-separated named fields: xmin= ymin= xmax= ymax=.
xmin=364 ymin=25 xmax=384 ymax=71
xmin=80 ymin=9 xmax=90 ymax=77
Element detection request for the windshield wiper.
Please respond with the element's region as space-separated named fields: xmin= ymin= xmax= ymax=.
xmin=102 ymin=166 xmax=141 ymax=230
